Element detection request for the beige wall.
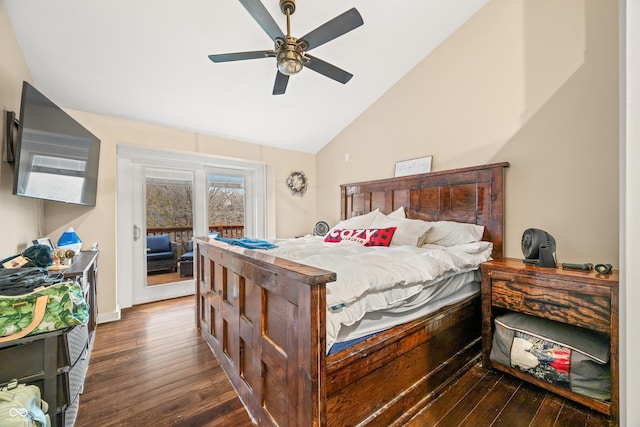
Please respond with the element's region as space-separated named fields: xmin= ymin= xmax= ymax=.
xmin=0 ymin=3 xmax=41 ymax=257
xmin=317 ymin=0 xmax=619 ymax=266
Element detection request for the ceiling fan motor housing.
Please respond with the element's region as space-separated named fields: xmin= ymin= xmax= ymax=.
xmin=276 ymin=37 xmax=307 ymax=75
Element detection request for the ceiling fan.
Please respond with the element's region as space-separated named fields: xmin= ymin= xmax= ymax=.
xmin=208 ymin=0 xmax=364 ymax=95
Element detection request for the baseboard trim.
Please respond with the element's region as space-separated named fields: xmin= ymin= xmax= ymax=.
xmin=97 ymin=305 xmax=121 ymax=323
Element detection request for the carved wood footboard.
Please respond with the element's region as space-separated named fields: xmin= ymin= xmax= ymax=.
xmin=195 ymin=242 xmax=335 ymax=426
xmin=196 ymin=162 xmax=509 ymax=426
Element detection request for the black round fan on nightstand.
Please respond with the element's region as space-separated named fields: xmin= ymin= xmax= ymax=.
xmin=314 ymin=221 xmax=329 ymax=236
xmin=521 ymin=228 xmax=557 ymax=267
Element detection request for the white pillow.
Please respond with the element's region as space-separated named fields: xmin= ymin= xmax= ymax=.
xmin=370 ymin=215 xmax=432 ymax=247
xmin=328 ymin=209 xmax=382 ymax=235
xmin=387 ymin=206 xmax=406 ymax=219
xmin=424 ymin=221 xmax=485 ymax=246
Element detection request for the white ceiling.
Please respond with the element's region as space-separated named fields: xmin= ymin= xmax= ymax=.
xmin=5 ymin=0 xmax=487 ymax=153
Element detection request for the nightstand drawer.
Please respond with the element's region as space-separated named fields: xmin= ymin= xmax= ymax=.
xmin=491 ymin=277 xmax=610 ymax=333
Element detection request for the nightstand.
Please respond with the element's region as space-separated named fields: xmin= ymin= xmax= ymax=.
xmin=481 ymin=258 xmax=619 ymax=424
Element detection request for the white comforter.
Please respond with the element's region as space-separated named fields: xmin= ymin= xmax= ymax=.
xmin=262 ymin=236 xmax=493 ymax=350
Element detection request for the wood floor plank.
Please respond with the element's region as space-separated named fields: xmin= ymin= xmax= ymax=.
xmin=585 ymin=413 xmax=614 ymax=427
xmin=432 ymin=367 xmax=502 ymax=426
xmin=491 ymin=380 xmax=547 ymax=426
xmin=405 ymin=360 xmax=489 ymax=426
xmin=556 ymin=400 xmax=595 ymax=427
xmin=530 ymin=394 xmax=569 ymax=427
xmin=461 ymin=375 xmax=520 ymax=426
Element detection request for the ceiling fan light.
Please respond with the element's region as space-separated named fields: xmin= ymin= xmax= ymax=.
xmin=277 ymin=50 xmax=303 ymax=76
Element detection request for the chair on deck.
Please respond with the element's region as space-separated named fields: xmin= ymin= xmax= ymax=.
xmin=179 ymin=240 xmax=194 ymax=277
xmin=146 ymin=234 xmax=177 ymax=273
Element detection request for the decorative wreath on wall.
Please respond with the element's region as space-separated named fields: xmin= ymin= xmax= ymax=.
xmin=286 ymin=171 xmax=308 ymax=196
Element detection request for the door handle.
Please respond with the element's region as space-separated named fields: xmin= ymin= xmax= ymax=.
xmin=133 ymin=225 xmax=141 ymax=241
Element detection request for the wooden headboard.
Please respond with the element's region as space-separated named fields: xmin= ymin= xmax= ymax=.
xmin=340 ymin=162 xmax=509 ymax=258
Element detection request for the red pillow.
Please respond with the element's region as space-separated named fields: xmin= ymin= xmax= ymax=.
xmin=323 ymin=227 xmax=397 ymax=247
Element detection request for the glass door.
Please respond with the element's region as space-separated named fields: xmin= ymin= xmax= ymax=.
xmin=145 ymin=168 xmax=194 ymax=286
xmin=205 ymin=165 xmax=266 ymax=240
xmin=207 ymin=172 xmax=246 ymax=239
xmin=131 ymin=165 xmax=198 ymax=305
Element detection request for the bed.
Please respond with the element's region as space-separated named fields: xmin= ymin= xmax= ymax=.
xmin=195 ymin=162 xmax=509 ymax=426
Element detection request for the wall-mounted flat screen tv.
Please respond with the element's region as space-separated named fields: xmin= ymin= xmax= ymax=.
xmin=12 ymin=81 xmax=100 ymax=206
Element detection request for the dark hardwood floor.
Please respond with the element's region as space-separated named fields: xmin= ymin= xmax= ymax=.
xmin=406 ymin=364 xmax=613 ymax=427
xmin=76 ymin=296 xmax=252 ymax=426
xmin=76 ymin=296 xmax=613 ymax=427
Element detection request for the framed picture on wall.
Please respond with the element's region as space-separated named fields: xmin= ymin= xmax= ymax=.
xmin=394 ymin=155 xmax=433 ymax=177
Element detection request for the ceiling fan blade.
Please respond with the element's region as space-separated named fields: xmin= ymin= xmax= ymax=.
xmin=208 ymin=51 xmax=274 ymax=62
xmin=239 ymin=0 xmax=285 ymax=42
xmin=304 ymin=55 xmax=353 ymax=84
xmin=273 ymin=71 xmax=289 ymax=95
xmin=300 ymin=8 xmax=363 ymax=51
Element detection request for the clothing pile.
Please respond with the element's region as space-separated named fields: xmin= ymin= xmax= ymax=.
xmin=0 ymin=244 xmax=88 ymax=344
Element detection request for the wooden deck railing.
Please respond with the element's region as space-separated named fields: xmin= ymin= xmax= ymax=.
xmin=147 ymin=225 xmax=244 ymax=253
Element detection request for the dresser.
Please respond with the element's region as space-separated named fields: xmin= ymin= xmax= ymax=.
xmin=481 ymin=258 xmax=618 ymax=424
xmin=0 ymin=251 xmax=98 ymax=426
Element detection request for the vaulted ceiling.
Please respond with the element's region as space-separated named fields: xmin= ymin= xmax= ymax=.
xmin=5 ymin=0 xmax=487 ymax=153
